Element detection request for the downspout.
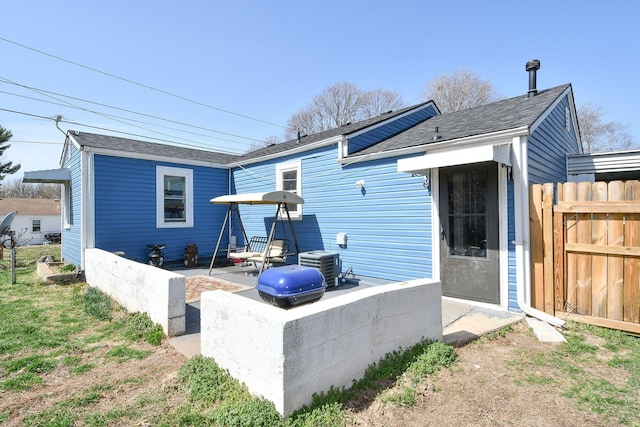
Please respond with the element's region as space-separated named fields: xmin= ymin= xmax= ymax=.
xmin=513 ymin=136 xmax=565 ymax=327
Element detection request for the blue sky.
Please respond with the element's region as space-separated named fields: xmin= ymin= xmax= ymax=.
xmin=1 ymin=0 xmax=638 ymax=178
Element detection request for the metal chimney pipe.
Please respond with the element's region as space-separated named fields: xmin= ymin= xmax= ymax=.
xmin=526 ymin=59 xmax=541 ymax=97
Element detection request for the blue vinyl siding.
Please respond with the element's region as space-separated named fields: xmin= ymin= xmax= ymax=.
xmin=506 ymin=180 xmax=519 ymax=311
xmin=347 ymin=105 xmax=438 ymax=154
xmin=528 ymin=96 xmax=580 ymax=184
xmin=233 ymin=145 xmax=433 ymax=281
xmin=93 ymin=155 xmax=230 ymax=263
xmin=61 ymin=144 xmax=82 ymax=267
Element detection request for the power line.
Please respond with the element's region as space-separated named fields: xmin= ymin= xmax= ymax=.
xmin=9 ymin=140 xmax=62 ymax=145
xmin=0 ymin=36 xmax=287 ymax=129
xmin=0 ymin=78 xmax=263 ymax=144
xmin=0 ymin=107 xmax=244 ymax=155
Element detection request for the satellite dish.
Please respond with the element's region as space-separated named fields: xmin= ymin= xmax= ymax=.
xmin=0 ymin=211 xmax=17 ymax=235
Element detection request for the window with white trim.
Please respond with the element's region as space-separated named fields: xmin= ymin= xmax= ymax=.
xmin=156 ymin=166 xmax=194 ymax=228
xmin=276 ymin=160 xmax=302 ymax=219
xmin=32 ymin=219 xmax=41 ymax=233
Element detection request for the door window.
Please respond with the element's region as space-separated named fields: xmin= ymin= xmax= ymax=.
xmin=447 ymin=169 xmax=488 ymax=258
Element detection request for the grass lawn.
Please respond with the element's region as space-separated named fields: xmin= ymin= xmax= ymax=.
xmin=1 ymin=245 xmax=639 ymax=426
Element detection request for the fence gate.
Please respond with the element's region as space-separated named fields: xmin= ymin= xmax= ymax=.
xmin=530 ymin=181 xmax=640 ymax=334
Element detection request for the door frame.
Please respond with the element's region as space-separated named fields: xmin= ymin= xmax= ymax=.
xmin=430 ymin=162 xmax=509 ymax=309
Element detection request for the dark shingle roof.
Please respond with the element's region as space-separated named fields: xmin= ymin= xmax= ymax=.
xmin=234 ymin=102 xmax=432 ymax=162
xmin=353 ymin=84 xmax=572 ymax=156
xmin=69 ymin=131 xmax=240 ymax=165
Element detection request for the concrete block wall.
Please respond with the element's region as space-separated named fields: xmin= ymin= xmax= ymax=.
xmin=84 ymin=248 xmax=185 ymax=336
xmin=200 ymin=278 xmax=442 ymax=416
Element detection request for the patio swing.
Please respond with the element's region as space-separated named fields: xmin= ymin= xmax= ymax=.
xmin=207 ymin=191 xmax=303 ymax=276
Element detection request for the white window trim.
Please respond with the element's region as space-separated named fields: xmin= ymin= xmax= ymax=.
xmin=156 ymin=166 xmax=194 ymax=228
xmin=63 ymin=183 xmax=71 ymax=229
xmin=276 ymin=160 xmax=302 ymax=220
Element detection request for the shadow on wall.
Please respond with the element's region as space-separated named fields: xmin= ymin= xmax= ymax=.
xmin=262 ymin=214 xmax=323 ymax=253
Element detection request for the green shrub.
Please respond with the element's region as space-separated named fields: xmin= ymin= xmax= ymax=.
xmin=406 ymin=341 xmax=456 ymax=381
xmin=285 ymin=402 xmax=346 ymax=427
xmin=211 ymin=398 xmax=282 ymax=427
xmin=122 ymin=312 xmax=164 ymax=345
xmin=82 ymin=287 xmax=112 ymax=321
xmin=178 ymin=356 xmax=239 ymax=406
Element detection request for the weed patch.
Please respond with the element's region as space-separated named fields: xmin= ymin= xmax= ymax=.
xmin=121 ymin=312 xmax=164 ymax=345
xmin=1 ymin=372 xmax=44 ymax=391
xmin=82 ymin=287 xmax=113 ymax=321
xmin=105 ymin=345 xmax=152 ymax=362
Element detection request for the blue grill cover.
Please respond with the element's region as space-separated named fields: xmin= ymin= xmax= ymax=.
xmin=257 ymin=265 xmax=327 ymax=307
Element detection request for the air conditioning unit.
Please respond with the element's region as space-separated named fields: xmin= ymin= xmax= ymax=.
xmin=299 ymin=251 xmax=340 ymax=287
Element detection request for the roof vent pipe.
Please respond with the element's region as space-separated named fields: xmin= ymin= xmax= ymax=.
xmin=526 ymin=59 xmax=541 ymax=97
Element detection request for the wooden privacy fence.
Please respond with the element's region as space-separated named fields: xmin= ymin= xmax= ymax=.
xmin=530 ymin=181 xmax=640 ymax=334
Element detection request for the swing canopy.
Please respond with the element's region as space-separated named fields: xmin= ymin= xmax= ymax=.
xmin=207 ymin=191 xmax=304 ymax=276
xmin=209 ymin=191 xmax=304 ymax=206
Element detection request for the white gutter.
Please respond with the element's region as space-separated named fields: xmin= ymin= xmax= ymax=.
xmin=513 ymin=135 xmax=565 ymax=328
xmin=340 ymin=126 xmax=530 ymax=165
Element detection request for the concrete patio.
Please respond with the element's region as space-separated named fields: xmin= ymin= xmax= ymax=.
xmin=167 ymin=261 xmax=524 ymax=357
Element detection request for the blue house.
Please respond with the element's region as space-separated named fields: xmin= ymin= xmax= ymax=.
xmin=24 ymin=69 xmax=581 ymax=316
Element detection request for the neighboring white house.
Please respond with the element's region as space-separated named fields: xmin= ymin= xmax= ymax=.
xmin=0 ymin=198 xmax=61 ymax=245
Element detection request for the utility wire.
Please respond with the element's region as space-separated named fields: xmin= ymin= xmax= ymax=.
xmin=0 ymin=78 xmax=263 ymax=143
xmin=0 ymin=88 xmax=255 ymax=147
xmin=0 ymin=107 xmax=244 ymax=155
xmin=0 ymin=36 xmax=287 ymax=129
xmin=9 ymin=140 xmax=62 ymax=145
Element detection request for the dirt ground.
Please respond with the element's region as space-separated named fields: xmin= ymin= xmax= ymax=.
xmin=2 ymin=322 xmax=614 ymax=426
xmin=348 ymin=321 xmax=611 ymax=426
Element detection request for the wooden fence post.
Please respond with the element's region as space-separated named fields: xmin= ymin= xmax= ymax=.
xmin=608 ymin=181 xmax=625 ymax=321
xmin=591 ymin=182 xmax=608 ymax=318
xmin=542 ymin=183 xmax=554 ymax=314
xmin=530 ymin=184 xmax=544 ymax=310
xmin=623 ymin=181 xmax=640 ymax=323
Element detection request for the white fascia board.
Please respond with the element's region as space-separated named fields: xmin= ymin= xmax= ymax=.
xmin=231 ymin=135 xmax=344 ymax=167
xmin=79 ymin=146 xmax=230 ymax=169
xmin=340 ymin=126 xmax=529 ymax=166
xmin=398 ymin=143 xmax=512 ymax=173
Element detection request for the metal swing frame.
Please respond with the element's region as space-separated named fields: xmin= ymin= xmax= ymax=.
xmin=207 ymin=191 xmax=303 ymax=276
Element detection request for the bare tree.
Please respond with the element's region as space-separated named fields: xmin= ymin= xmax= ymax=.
xmin=422 ymin=70 xmax=503 ymax=113
xmin=285 ymin=82 xmax=404 ymax=140
xmin=0 ymin=176 xmax=61 ymax=199
xmin=360 ymin=88 xmax=405 ymax=118
xmin=245 ymin=135 xmax=282 ymax=153
xmin=578 ymin=103 xmax=636 ymax=153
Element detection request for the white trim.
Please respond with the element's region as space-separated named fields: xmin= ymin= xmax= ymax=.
xmin=80 ymin=146 xmax=229 ymax=169
xmin=427 ymin=163 xmax=507 ymax=310
xmin=275 ymin=160 xmax=302 ymax=220
xmin=430 ymin=169 xmax=440 ymax=282
xmin=79 ymin=150 xmax=93 ymax=269
xmin=341 ymin=126 xmax=530 ymax=166
xmin=62 ymin=183 xmax=71 ymax=229
xmin=512 ymin=135 xmax=564 ymax=327
xmin=398 ymin=143 xmax=512 ymax=173
xmin=156 ymin=166 xmax=194 ymax=228
xmin=498 ymin=164 xmax=509 ymax=310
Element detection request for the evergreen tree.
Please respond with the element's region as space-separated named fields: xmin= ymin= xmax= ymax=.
xmin=0 ymin=125 xmax=20 ymax=185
